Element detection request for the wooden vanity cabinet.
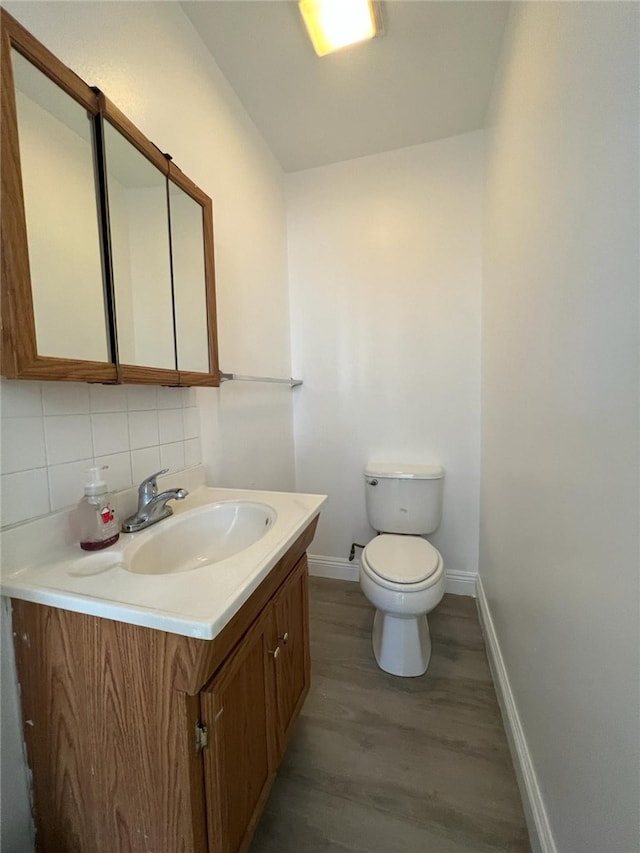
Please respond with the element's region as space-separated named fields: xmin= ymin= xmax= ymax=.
xmin=10 ymin=519 xmax=316 ymax=853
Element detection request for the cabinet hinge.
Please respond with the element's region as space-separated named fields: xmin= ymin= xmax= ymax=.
xmin=195 ymin=721 xmax=208 ymax=755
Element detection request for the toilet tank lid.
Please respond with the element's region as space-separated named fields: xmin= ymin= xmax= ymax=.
xmin=364 ymin=462 xmax=444 ymax=480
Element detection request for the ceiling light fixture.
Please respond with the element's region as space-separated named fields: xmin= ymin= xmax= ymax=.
xmin=298 ymin=0 xmax=380 ymax=58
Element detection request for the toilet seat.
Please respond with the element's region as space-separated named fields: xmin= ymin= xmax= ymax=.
xmin=362 ymin=534 xmax=440 ymax=586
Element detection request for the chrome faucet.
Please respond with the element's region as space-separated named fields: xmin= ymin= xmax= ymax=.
xmin=122 ymin=469 xmax=188 ymax=533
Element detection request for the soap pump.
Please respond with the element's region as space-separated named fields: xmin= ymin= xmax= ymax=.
xmin=79 ymin=465 xmax=119 ymax=551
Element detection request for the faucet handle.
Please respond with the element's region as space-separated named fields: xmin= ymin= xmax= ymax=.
xmin=138 ymin=469 xmax=169 ymax=502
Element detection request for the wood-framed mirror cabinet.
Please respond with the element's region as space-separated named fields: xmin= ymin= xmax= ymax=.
xmin=0 ymin=9 xmax=219 ymax=387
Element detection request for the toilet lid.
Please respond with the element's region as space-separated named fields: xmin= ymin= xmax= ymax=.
xmin=364 ymin=535 xmax=440 ymax=584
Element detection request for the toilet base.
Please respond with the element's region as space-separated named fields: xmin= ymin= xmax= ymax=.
xmin=372 ymin=610 xmax=432 ymax=677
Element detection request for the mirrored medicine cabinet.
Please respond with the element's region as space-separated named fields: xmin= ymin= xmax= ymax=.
xmin=0 ymin=10 xmax=219 ymax=386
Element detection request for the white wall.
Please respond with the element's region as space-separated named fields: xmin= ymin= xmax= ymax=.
xmin=206 ymin=382 xmax=300 ymax=492
xmin=1 ymin=3 xmax=295 ymax=848
xmin=481 ymin=3 xmax=639 ymax=852
xmin=287 ymin=132 xmax=483 ymax=576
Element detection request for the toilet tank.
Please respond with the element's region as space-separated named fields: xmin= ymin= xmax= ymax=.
xmin=364 ymin=462 xmax=444 ymax=535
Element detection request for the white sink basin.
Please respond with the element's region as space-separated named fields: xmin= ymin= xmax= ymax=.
xmin=127 ymin=500 xmax=277 ymax=575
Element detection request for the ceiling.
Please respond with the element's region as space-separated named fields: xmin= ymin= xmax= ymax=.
xmin=181 ymin=1 xmax=510 ymax=173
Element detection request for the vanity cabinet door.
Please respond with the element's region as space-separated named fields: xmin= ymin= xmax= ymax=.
xmin=272 ymin=555 xmax=311 ymax=760
xmin=200 ymin=612 xmax=276 ymax=853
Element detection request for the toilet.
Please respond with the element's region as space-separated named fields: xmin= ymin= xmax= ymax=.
xmin=359 ymin=461 xmax=446 ymax=677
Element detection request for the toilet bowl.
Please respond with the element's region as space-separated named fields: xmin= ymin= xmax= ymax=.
xmin=360 ymin=460 xmax=446 ymax=677
xmin=360 ymin=533 xmax=445 ymax=677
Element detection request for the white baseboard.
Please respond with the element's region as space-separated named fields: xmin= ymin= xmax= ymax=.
xmin=307 ymin=555 xmax=477 ymax=597
xmin=443 ymin=569 xmax=477 ymax=597
xmin=307 ymin=555 xmax=359 ymax=582
xmin=475 ymin=576 xmax=556 ymax=853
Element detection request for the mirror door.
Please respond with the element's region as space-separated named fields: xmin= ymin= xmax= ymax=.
xmin=168 ymin=163 xmax=218 ymax=385
xmin=99 ymin=95 xmax=179 ymax=385
xmin=0 ymin=11 xmax=116 ymax=381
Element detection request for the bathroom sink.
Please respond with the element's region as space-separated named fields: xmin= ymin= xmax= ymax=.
xmin=1 ymin=481 xmax=327 ymax=638
xmin=127 ymin=500 xmax=277 ymax=575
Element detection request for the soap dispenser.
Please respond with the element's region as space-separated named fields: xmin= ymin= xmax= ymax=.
xmin=79 ymin=465 xmax=119 ymax=551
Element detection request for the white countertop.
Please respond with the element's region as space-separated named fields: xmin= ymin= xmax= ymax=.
xmin=1 ymin=484 xmax=327 ymax=640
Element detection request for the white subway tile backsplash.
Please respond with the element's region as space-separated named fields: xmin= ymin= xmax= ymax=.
xmin=183 ymin=407 xmax=200 ymax=440
xmin=0 ymin=382 xmax=203 ymax=528
xmin=0 ymin=379 xmax=42 ymax=417
xmin=42 ymin=382 xmax=90 ymax=415
xmin=126 ymin=385 xmax=158 ymax=411
xmin=1 ymin=417 xmax=46 ymax=474
xmin=157 ymin=386 xmax=183 ymax=409
xmin=48 ymin=459 xmax=91 ymax=512
xmin=131 ymin=446 xmax=161 ymax=483
xmin=91 ymin=413 xmax=129 ymax=457
xmin=2 ymin=468 xmax=50 ymax=525
xmin=128 ymin=410 xmax=159 ymax=450
xmin=44 ymin=415 xmax=93 ymax=465
xmin=94 ymin=452 xmax=132 ymax=493
xmin=185 ymin=438 xmax=201 ymax=468
xmin=182 ymin=387 xmax=197 ymax=407
xmin=159 ymin=409 xmax=184 ymax=444
xmin=160 ymin=441 xmax=185 ymax=473
xmin=90 ymin=385 xmax=127 ymax=413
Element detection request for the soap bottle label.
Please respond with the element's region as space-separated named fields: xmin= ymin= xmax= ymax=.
xmin=79 ymin=497 xmax=119 ymax=551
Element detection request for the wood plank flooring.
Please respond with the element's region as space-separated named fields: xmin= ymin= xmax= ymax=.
xmin=251 ymin=578 xmax=530 ymax=853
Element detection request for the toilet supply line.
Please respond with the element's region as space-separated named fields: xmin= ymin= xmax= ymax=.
xmin=349 ymin=542 xmax=366 ymax=561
